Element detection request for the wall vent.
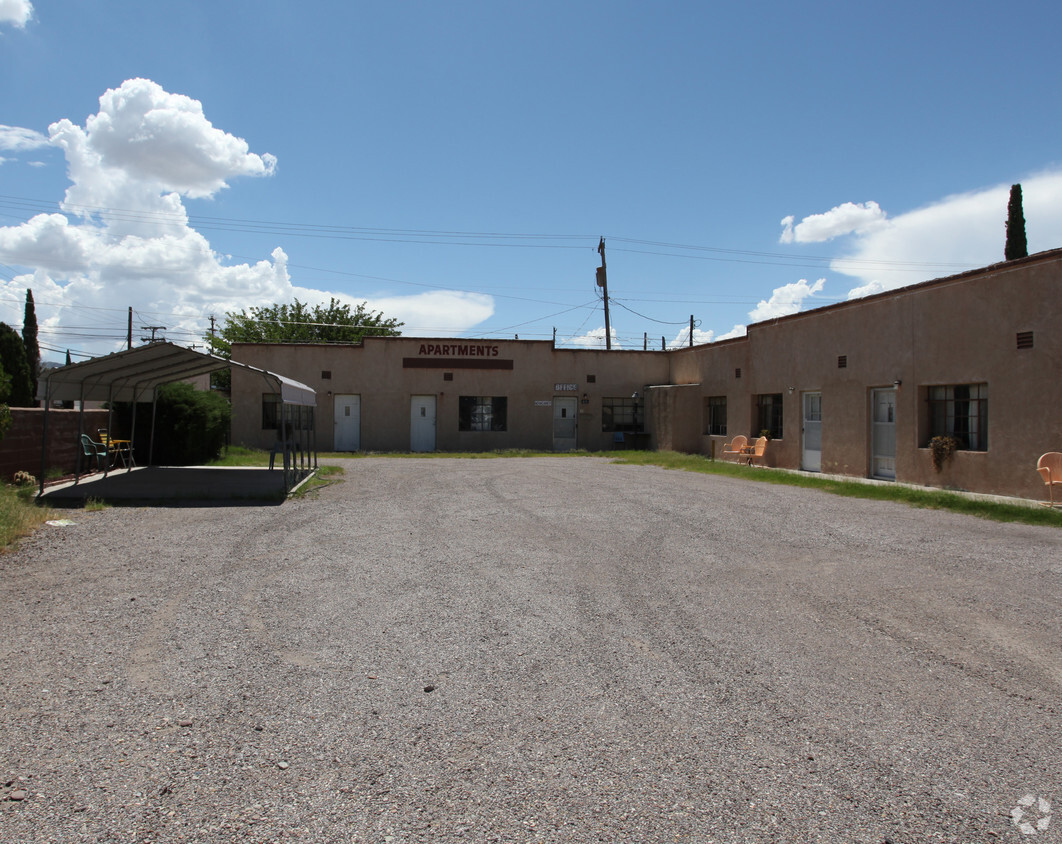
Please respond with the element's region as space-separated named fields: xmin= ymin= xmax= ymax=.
xmin=735 ymin=368 xmax=742 ymax=379
xmin=586 ymin=374 xmax=596 ymax=383
xmin=837 ymin=355 xmax=847 ymax=369
xmin=1016 ymin=331 xmax=1034 ymax=350
xmin=443 ymin=372 xmax=454 ymax=381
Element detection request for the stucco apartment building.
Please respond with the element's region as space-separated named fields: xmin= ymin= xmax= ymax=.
xmin=230 ymin=248 xmax=1062 ymax=501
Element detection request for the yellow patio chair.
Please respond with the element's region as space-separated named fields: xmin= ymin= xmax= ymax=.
xmin=1036 ymin=452 xmax=1062 ymax=507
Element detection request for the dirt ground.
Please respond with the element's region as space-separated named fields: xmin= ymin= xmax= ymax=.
xmin=1 ymin=457 xmax=1060 ymax=843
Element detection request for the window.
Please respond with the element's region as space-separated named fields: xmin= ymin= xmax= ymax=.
xmin=927 ymin=384 xmax=988 ymax=450
xmin=321 ymin=370 xmax=332 ymax=380
xmin=601 ymin=398 xmax=642 ymax=433
xmin=459 ymin=396 xmax=508 ymax=431
xmin=704 ymin=396 xmax=727 ymax=436
xmin=262 ymin=393 xmax=280 ymax=429
xmin=756 ymin=393 xmax=783 ymax=439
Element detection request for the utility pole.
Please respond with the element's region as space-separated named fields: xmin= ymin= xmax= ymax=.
xmin=127 ymin=307 xmax=133 ymax=350
xmin=596 ymin=237 xmax=612 ymax=351
xmin=140 ymin=325 xmax=167 ymax=344
xmin=690 ymin=315 xmax=694 ymax=347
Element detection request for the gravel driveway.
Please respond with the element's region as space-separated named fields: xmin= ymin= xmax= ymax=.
xmin=2 ymin=457 xmax=1060 ymax=843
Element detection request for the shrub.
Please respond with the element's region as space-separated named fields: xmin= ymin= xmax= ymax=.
xmin=120 ymin=383 xmax=231 ymax=465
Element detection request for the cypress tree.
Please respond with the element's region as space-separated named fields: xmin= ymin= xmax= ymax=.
xmin=22 ymin=289 xmax=40 ymax=406
xmin=1004 ymin=183 xmax=1028 ymax=260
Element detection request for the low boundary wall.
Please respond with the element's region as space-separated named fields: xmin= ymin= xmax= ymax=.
xmin=0 ymin=408 xmax=110 ymax=482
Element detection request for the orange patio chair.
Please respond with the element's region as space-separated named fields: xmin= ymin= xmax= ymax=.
xmin=747 ymin=436 xmax=768 ymax=466
xmin=1036 ymin=452 xmax=1062 ymax=507
xmin=721 ymin=435 xmax=748 ymax=461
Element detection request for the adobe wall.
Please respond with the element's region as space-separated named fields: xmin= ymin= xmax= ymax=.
xmin=231 ymin=338 xmax=670 ymax=453
xmin=0 ymin=408 xmax=111 ymax=482
xmin=666 ymin=252 xmax=1062 ymax=499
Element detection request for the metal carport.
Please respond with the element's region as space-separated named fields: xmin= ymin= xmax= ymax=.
xmin=35 ymin=342 xmax=317 ymax=499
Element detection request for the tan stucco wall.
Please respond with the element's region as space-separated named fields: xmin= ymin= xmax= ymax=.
xmin=231 ymin=338 xmax=669 ymax=454
xmin=228 ymin=250 xmax=1061 ymax=500
xmin=664 ymin=252 xmax=1062 ymax=499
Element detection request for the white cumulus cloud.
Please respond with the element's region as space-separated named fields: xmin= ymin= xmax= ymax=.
xmin=0 ymin=78 xmax=494 ymax=357
xmin=568 ymin=326 xmax=622 ymax=349
xmin=0 ymin=0 xmax=32 ymax=27
xmin=748 ymin=278 xmax=826 ymax=323
xmin=667 ymin=327 xmax=714 ymax=349
xmin=835 ymin=172 xmax=1062 ymax=299
xmin=780 ymin=201 xmax=887 ymax=244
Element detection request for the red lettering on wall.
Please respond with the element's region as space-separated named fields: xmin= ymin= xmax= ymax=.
xmin=417 ymin=343 xmax=501 ymax=357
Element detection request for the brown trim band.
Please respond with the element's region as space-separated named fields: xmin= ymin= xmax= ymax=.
xmin=403 ymin=358 xmax=514 ymax=370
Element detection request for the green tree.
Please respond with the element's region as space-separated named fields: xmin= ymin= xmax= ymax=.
xmin=22 ymin=289 xmax=39 ymax=405
xmin=1005 ymin=183 xmax=1029 ymax=261
xmin=0 ymin=360 xmax=11 ymax=440
xmin=0 ymin=323 xmax=34 ymax=407
xmin=205 ymin=298 xmax=403 ymax=388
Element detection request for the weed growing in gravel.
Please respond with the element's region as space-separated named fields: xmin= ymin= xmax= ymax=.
xmin=0 ymin=484 xmax=55 ymax=551
xmin=289 ymin=465 xmax=344 ymax=499
xmin=612 ymin=450 xmax=1062 ymax=528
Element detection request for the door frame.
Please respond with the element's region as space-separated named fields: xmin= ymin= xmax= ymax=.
xmin=801 ymin=391 xmax=822 ymax=472
xmin=410 ymin=395 xmax=437 ymax=452
xmin=333 ymin=393 xmax=361 ymax=452
xmin=870 ymin=387 xmax=897 ymax=480
xmin=552 ymin=396 xmax=578 ymax=452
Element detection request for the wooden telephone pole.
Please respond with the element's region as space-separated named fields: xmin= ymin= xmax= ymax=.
xmin=596 ymin=237 xmax=612 ymax=350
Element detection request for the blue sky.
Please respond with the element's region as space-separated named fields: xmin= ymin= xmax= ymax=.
xmin=2 ymin=1 xmax=1062 ymax=360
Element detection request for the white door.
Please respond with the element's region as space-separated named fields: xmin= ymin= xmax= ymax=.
xmin=410 ymin=395 xmax=436 ymax=452
xmin=553 ymin=397 xmax=577 ymax=452
xmin=333 ymin=394 xmax=361 ymax=451
xmin=871 ymin=388 xmax=897 ymax=480
xmin=802 ymin=392 xmax=822 ymax=472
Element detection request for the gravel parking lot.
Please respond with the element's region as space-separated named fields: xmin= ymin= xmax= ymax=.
xmin=2 ymin=456 xmax=1061 ymax=843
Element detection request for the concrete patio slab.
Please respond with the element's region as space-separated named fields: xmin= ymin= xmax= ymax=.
xmin=38 ymin=465 xmax=295 ymax=506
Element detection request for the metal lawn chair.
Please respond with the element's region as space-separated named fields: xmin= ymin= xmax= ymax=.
xmin=1036 ymin=452 xmax=1062 ymax=507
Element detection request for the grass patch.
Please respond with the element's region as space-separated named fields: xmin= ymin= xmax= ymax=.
xmin=289 ymin=465 xmax=344 ymax=499
xmin=209 ymin=445 xmax=272 ymax=466
xmin=0 ymin=484 xmax=56 ymax=551
xmin=611 ymin=450 xmax=1062 ymax=528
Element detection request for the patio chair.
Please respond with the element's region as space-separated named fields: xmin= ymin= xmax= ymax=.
xmin=747 ymin=436 xmax=768 ymax=467
xmin=721 ymin=435 xmax=747 ymax=460
xmin=80 ymin=434 xmax=107 ymax=472
xmin=1036 ymin=452 xmax=1062 ymax=507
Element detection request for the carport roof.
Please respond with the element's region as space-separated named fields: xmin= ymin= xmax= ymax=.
xmin=37 ymin=342 xmax=316 ymax=405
